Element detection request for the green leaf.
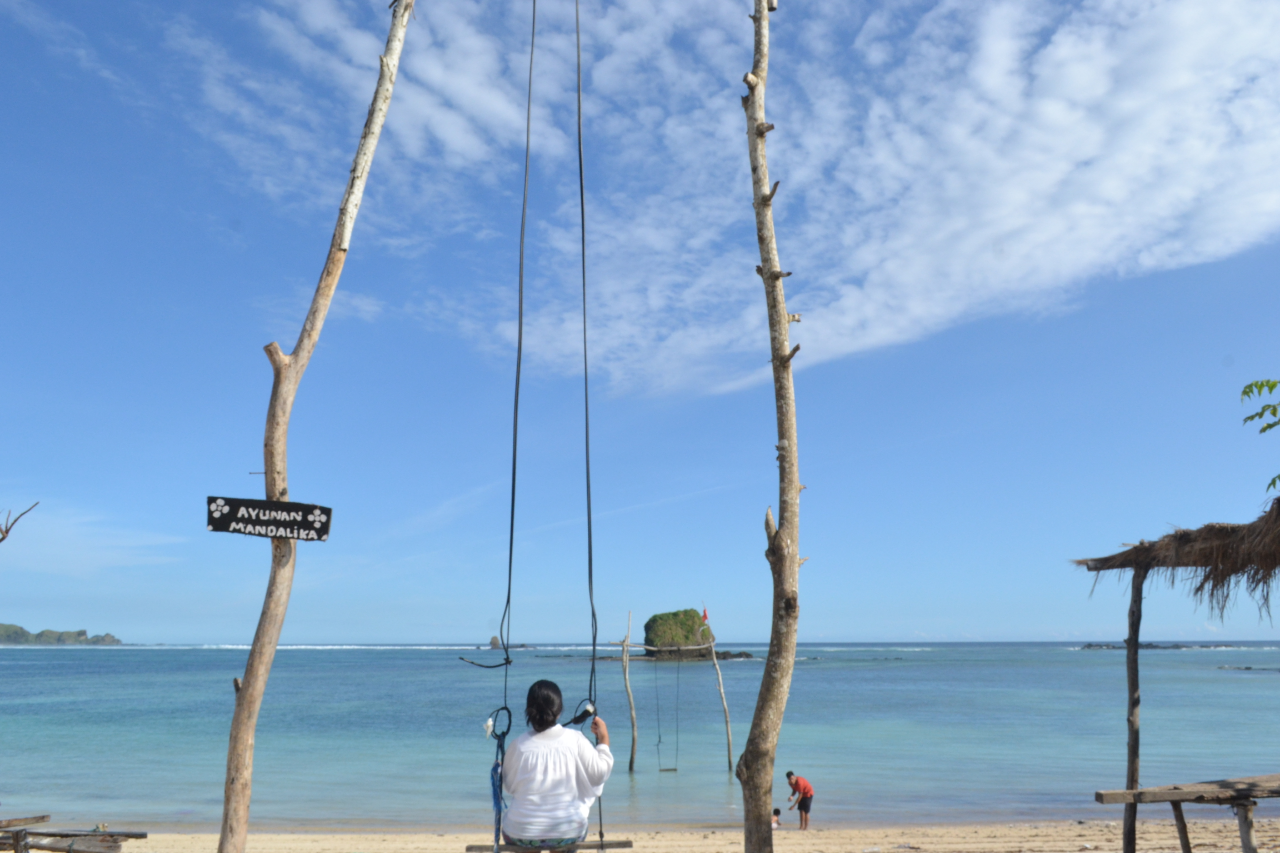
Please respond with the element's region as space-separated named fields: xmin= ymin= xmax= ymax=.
xmin=1242 ymin=379 xmax=1280 ymax=401
xmin=1268 ymin=474 xmax=1280 ymax=492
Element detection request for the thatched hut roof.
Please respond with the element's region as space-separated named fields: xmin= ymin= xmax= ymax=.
xmin=1074 ymin=497 xmax=1280 ymax=615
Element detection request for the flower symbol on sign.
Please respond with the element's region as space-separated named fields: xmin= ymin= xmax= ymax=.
xmin=209 ymin=499 xmax=231 ymax=519
xmin=307 ymin=508 xmax=328 ymax=529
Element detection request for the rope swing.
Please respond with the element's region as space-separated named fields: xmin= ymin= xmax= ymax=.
xmin=460 ymin=1 xmax=606 ymax=850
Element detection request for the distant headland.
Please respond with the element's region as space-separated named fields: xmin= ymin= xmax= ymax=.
xmin=0 ymin=623 xmax=121 ymax=645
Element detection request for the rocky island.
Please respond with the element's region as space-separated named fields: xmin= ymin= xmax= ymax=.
xmin=0 ymin=623 xmax=121 ymax=645
xmin=644 ymin=609 xmax=752 ymax=660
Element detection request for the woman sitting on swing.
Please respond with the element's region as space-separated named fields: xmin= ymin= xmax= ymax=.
xmin=503 ymin=680 xmax=613 ymax=848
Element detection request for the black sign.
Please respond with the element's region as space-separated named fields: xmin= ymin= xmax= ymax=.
xmin=207 ymin=497 xmax=332 ymax=541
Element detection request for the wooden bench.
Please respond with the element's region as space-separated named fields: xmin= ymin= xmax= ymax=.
xmin=1098 ymin=774 xmax=1280 ymax=853
xmin=1 ymin=816 xmax=147 ymax=853
xmin=464 ymin=842 xmax=633 ymax=852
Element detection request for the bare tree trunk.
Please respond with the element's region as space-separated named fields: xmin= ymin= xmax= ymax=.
xmin=735 ymin=2 xmax=802 ymax=852
xmin=1123 ymin=567 xmax=1148 ymax=853
xmin=623 ymin=612 xmax=638 ymax=772
xmin=710 ymin=641 xmax=733 ymax=773
xmin=216 ymin=6 xmax=415 ymax=853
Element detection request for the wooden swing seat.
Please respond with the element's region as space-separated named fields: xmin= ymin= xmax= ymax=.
xmin=465 ymin=842 xmax=632 ymax=852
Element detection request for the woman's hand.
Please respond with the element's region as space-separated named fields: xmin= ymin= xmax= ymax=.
xmin=591 ymin=715 xmax=610 ymax=746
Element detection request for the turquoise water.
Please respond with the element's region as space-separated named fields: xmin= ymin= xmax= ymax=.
xmin=2 ymin=643 xmax=1279 ymax=830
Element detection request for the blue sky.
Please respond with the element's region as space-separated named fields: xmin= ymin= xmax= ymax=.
xmin=4 ymin=0 xmax=1280 ymax=644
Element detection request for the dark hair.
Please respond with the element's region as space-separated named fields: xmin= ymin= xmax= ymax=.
xmin=772 ymin=809 xmax=781 ymax=816
xmin=526 ymin=680 xmax=563 ymax=732
xmin=785 ymin=771 xmax=794 ymax=778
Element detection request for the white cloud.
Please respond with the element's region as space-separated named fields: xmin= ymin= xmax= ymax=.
xmin=143 ymin=0 xmax=1280 ymax=391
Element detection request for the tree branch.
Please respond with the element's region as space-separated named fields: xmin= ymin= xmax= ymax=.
xmin=0 ymin=502 xmax=38 ymax=544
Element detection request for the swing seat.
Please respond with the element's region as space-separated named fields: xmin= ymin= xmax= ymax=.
xmin=465 ymin=842 xmax=633 ymax=852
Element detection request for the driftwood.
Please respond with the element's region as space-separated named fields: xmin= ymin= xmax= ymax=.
xmin=735 ymin=1 xmax=803 ymax=852
xmin=215 ymin=6 xmax=415 ymax=853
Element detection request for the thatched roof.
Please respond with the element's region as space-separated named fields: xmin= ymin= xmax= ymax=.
xmin=1074 ymin=498 xmax=1280 ymax=615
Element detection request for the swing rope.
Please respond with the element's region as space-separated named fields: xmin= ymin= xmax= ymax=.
xmin=653 ymin=657 xmax=681 ymax=772
xmin=459 ymin=3 xmax=536 ymax=850
xmin=574 ymin=0 xmax=608 ymax=842
xmin=465 ymin=1 xmax=604 ymax=845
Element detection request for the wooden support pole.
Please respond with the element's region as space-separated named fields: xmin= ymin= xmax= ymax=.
xmin=623 ymin=612 xmax=638 ymax=772
xmin=1236 ymin=801 xmax=1259 ymax=853
xmin=710 ymin=640 xmax=733 ymax=773
xmin=215 ymin=6 xmax=415 ymax=853
xmin=1123 ymin=566 xmax=1149 ymax=853
xmin=1171 ymin=802 xmax=1192 ymax=853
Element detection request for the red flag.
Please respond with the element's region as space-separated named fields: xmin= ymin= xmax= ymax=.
xmin=702 ymin=608 xmax=708 ymax=623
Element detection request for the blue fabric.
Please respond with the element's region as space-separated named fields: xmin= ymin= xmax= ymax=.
xmin=491 ymin=755 xmax=505 ymax=852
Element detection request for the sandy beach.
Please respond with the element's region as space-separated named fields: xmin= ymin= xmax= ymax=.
xmin=129 ymin=819 xmax=1277 ymax=853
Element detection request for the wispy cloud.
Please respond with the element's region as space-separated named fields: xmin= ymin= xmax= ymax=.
xmin=0 ymin=0 xmax=125 ymax=86
xmin=65 ymin=0 xmax=1280 ymax=392
xmin=254 ymin=284 xmax=388 ymax=342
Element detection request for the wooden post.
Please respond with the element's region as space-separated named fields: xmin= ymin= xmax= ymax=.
xmin=1171 ymin=802 xmax=1192 ymax=853
xmin=1235 ymin=801 xmax=1258 ymax=853
xmin=623 ymin=612 xmax=638 ymax=772
xmin=710 ymin=640 xmax=733 ymax=773
xmin=215 ymin=6 xmax=415 ymax=853
xmin=735 ymin=1 xmax=803 ymax=852
xmin=12 ymin=830 xmax=29 ymax=853
xmin=1123 ymin=566 xmax=1149 ymax=853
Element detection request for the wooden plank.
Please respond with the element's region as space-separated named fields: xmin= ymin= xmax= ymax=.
xmin=464 ymin=842 xmax=633 ymax=852
xmin=0 ymin=821 xmax=50 ymax=831
xmin=1097 ymin=774 xmax=1280 ymax=805
xmin=1 ymin=840 xmax=122 ymax=853
xmin=25 ymin=839 xmax=120 ymax=853
xmin=27 ymin=833 xmax=148 ymax=840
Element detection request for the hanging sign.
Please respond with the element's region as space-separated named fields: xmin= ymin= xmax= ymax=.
xmin=207 ymin=497 xmax=332 ymax=541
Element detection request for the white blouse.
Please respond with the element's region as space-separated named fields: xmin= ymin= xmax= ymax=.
xmin=502 ymin=725 xmax=614 ymax=840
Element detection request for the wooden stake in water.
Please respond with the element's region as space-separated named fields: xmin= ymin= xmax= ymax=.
xmin=623 ymin=612 xmax=638 ymax=772
xmin=710 ymin=640 xmax=733 ymax=773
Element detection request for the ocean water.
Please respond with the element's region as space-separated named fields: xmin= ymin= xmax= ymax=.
xmin=2 ymin=642 xmax=1279 ymax=830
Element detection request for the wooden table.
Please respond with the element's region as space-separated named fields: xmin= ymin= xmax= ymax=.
xmin=1098 ymin=774 xmax=1280 ymax=853
xmin=1 ymin=816 xmax=147 ymax=853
